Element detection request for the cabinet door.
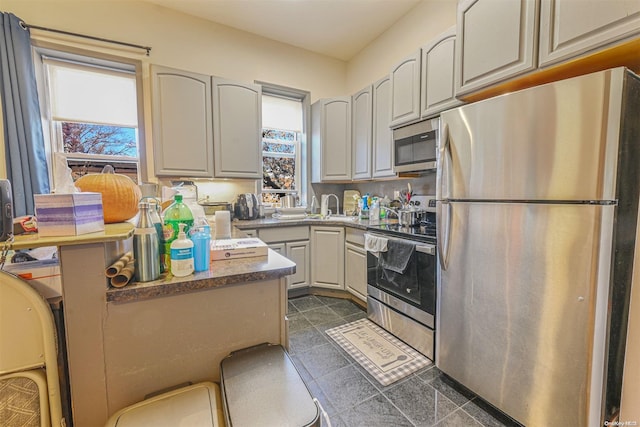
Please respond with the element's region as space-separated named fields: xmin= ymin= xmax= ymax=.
xmin=390 ymin=50 xmax=421 ymax=128
xmin=372 ymin=76 xmax=395 ymax=178
xmin=212 ymin=78 xmax=262 ymax=178
xmin=345 ymin=242 xmax=367 ymax=302
xmin=351 ymin=86 xmax=373 ymax=180
xmin=539 ymin=0 xmax=640 ymax=67
xmin=268 ymin=242 xmax=285 ymax=254
xmin=311 ymin=98 xmax=351 ymax=182
xmin=286 ymin=241 xmax=310 ymax=290
xmin=151 ymin=65 xmax=214 ymax=177
xmin=311 ymin=226 xmax=345 ymax=290
xmin=456 ymin=0 xmax=539 ymax=96
xmin=421 ymin=26 xmax=462 ymax=119
xmin=242 ymin=229 xmax=258 ymax=238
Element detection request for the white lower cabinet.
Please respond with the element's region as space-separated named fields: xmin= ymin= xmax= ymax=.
xmin=345 ymin=228 xmax=367 ymax=301
xmin=242 ymin=229 xmax=258 ymax=238
xmin=311 ymin=226 xmax=345 ymax=290
xmin=259 ymin=226 xmax=310 ymax=290
xmin=345 ymin=243 xmax=367 ymax=302
xmin=286 ymin=241 xmax=311 ymax=290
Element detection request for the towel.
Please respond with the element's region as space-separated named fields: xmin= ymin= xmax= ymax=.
xmin=379 ymin=239 xmax=415 ymax=274
xmin=364 ymin=234 xmax=388 ymax=254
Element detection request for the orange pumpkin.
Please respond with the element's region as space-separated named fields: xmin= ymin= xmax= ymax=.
xmin=75 ymin=165 xmax=141 ymax=223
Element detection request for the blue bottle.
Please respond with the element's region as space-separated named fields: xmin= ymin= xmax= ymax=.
xmin=191 ymin=223 xmax=211 ymax=272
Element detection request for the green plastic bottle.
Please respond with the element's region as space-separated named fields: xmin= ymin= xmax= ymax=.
xmin=162 ymin=194 xmax=194 ymax=271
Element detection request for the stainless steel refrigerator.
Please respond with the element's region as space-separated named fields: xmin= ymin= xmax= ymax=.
xmin=436 ymin=67 xmax=640 ymax=426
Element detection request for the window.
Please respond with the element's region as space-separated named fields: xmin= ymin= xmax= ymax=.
xmin=261 ymin=93 xmax=305 ymax=205
xmin=261 ymin=95 xmax=302 ymax=204
xmin=34 ymin=49 xmax=142 ymax=187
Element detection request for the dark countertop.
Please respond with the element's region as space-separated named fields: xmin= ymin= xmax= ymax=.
xmin=106 ymin=216 xmax=396 ymax=304
xmin=232 ymin=216 xmax=371 ymax=231
xmin=106 ymin=226 xmax=296 ymax=303
xmin=106 ymin=249 xmax=296 ymax=303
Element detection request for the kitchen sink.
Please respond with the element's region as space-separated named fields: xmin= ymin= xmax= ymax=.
xmin=321 ymin=215 xmax=358 ymax=222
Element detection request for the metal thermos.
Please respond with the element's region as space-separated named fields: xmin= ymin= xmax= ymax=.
xmin=134 ymin=202 xmax=160 ymax=282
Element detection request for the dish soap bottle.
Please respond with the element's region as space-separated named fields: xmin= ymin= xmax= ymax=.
xmin=163 ymin=194 xmax=194 ymax=271
xmin=170 ymin=223 xmax=194 ymax=277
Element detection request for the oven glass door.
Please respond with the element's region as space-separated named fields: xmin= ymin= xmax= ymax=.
xmin=367 ymin=239 xmax=436 ymax=317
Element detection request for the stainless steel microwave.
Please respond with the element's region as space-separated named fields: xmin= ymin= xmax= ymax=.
xmin=393 ymin=118 xmax=439 ymax=173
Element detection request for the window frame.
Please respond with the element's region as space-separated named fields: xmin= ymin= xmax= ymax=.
xmin=257 ymin=82 xmax=311 ymax=206
xmin=32 ymin=44 xmax=147 ymax=186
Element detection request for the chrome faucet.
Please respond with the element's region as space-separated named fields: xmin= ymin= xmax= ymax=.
xmin=380 ymin=206 xmax=398 ymax=218
xmin=321 ymin=194 xmax=340 ymax=217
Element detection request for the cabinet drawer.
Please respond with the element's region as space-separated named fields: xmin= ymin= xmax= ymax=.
xmin=259 ymin=226 xmax=309 ymax=243
xmin=345 ymin=228 xmax=365 ymax=246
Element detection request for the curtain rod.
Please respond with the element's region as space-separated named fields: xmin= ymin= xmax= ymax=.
xmin=21 ymin=22 xmax=152 ymax=56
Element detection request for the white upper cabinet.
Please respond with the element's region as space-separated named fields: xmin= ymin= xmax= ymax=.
xmin=351 ymin=86 xmax=373 ymax=180
xmin=539 ymin=0 xmax=640 ymax=67
xmin=390 ymin=49 xmax=422 ymax=128
xmin=421 ymin=26 xmax=462 ymax=118
xmin=311 ymin=97 xmax=352 ymax=182
xmin=211 ymin=78 xmax=262 ymax=179
xmin=456 ymin=0 xmax=540 ymax=96
xmin=151 ymin=65 xmax=214 ymax=177
xmin=372 ymin=76 xmax=395 ymax=178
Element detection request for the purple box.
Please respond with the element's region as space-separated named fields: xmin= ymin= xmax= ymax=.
xmin=35 ymin=193 xmax=105 ymax=236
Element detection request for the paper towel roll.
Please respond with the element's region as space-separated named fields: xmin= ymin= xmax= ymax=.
xmin=215 ymin=210 xmax=231 ymax=239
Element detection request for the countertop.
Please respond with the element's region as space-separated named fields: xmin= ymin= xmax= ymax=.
xmin=106 ymin=250 xmax=296 ymax=303
xmin=232 ymin=216 xmax=373 ymax=231
xmin=108 ymin=217 xmax=377 ymax=303
xmin=106 ymin=226 xmax=296 ymax=303
xmin=11 ymin=222 xmax=135 ymax=250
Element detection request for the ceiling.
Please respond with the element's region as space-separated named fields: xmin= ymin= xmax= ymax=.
xmin=143 ymin=0 xmax=422 ymax=61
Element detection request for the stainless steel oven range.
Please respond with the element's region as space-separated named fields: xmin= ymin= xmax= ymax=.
xmin=365 ymin=198 xmax=437 ymax=360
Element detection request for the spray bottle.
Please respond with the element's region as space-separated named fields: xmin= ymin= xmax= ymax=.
xmin=170 ymin=223 xmax=194 ymax=277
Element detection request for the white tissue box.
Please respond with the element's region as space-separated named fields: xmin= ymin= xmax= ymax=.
xmin=35 ymin=193 xmax=105 ymax=236
xmin=211 ymin=238 xmax=268 ymax=261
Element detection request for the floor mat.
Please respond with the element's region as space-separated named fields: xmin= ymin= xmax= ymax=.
xmin=325 ymin=318 xmax=432 ymax=386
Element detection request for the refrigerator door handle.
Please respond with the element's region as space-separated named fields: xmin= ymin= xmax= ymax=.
xmin=437 ymin=200 xmax=451 ymax=270
xmin=437 ymin=122 xmax=450 ymax=200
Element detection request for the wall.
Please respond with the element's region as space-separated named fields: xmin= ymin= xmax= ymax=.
xmin=1 ymin=0 xmax=453 ymax=203
xmin=346 ymin=0 xmax=458 ymax=94
xmin=1 ymin=0 xmax=348 ymax=200
xmin=3 ymin=0 xmax=346 ymax=98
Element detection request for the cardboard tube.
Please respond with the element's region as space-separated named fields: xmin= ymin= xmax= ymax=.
xmin=110 ymin=260 xmax=135 ymax=288
xmin=106 ymin=252 xmax=133 ymax=278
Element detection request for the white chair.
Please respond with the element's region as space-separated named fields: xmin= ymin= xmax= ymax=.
xmin=0 ymin=270 xmax=64 ymax=427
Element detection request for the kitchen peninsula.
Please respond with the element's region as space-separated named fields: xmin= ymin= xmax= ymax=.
xmin=11 ymin=223 xmax=295 ymax=427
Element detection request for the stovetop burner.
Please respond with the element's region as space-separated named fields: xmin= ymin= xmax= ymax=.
xmin=365 ymin=196 xmax=437 ymax=243
xmin=367 ymin=219 xmax=436 ymax=243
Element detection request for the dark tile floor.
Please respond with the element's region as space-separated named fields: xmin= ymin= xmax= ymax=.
xmin=287 ymin=294 xmax=521 ymax=427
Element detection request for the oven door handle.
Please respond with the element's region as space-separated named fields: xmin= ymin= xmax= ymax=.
xmin=416 ymin=244 xmax=435 ymax=255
